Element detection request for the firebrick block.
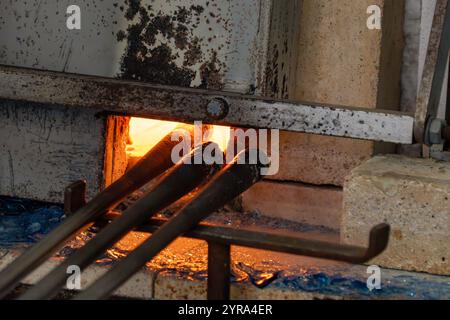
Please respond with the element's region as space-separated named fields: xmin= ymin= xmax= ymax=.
xmin=267 ymin=0 xmax=405 ymax=186
xmin=341 ymin=155 xmax=450 ymax=275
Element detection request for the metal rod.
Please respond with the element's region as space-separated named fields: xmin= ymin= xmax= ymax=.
xmin=0 ymin=65 xmax=414 ymax=144
xmin=73 ymin=214 xmax=388 ymax=301
xmin=74 ymin=149 xmax=266 ymax=300
xmin=0 ymin=125 xmax=195 ymax=299
xmin=207 ymin=242 xmax=231 ymax=301
xmin=414 ymin=0 xmax=450 ymax=142
xmin=131 ymin=219 xmax=390 ymax=264
xmin=18 ymin=143 xmax=220 ymax=300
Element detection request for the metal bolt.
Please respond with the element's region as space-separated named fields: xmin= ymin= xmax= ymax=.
xmin=206 ymin=98 xmax=229 ymax=120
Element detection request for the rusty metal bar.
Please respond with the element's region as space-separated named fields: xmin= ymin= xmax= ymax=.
xmin=0 ymin=125 xmax=195 ymax=299
xmin=207 ymin=242 xmax=231 ymax=301
xmin=13 ymin=157 xmax=389 ymax=300
xmin=18 ymin=143 xmax=220 ymax=300
xmin=134 ymin=219 xmax=390 ymax=265
xmin=74 ymin=149 xmax=265 ymax=300
xmin=414 ymin=0 xmax=450 ymax=143
xmin=92 ymin=214 xmax=389 ymax=301
xmin=0 ymin=65 xmax=414 ymax=144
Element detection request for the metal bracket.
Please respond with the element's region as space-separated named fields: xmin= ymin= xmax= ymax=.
xmin=134 ymin=218 xmax=390 ymax=265
xmin=64 ymin=181 xmax=87 ymax=216
xmin=425 ymin=118 xmax=446 ymax=145
xmin=207 ymin=242 xmax=231 ymax=301
xmin=415 ymin=0 xmax=450 ymax=143
xmin=0 ymin=65 xmax=415 ymax=145
xmin=133 ymin=217 xmax=390 ymax=300
xmin=59 ymin=174 xmax=390 ymax=301
xmin=416 ymin=0 xmax=450 ymax=161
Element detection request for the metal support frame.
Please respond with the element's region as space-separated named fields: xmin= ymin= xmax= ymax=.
xmin=103 ymin=216 xmax=390 ymax=300
xmin=6 ymin=3 xmax=450 ymax=148
xmin=8 ymin=177 xmax=390 ymax=300
xmin=415 ymin=0 xmax=450 ymax=140
xmin=0 ymin=65 xmax=414 ymax=145
xmin=415 ymin=0 xmax=450 ymax=159
xmin=82 ymin=183 xmax=389 ymax=301
xmin=134 ymin=218 xmax=390 ymax=266
xmin=0 ymin=1 xmax=448 ymax=148
xmin=207 ymin=242 xmax=231 ymax=301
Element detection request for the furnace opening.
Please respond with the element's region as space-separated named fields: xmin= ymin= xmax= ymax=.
xmin=126 ymin=117 xmax=231 ymax=159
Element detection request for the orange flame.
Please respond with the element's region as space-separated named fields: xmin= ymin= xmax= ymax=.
xmin=127 ymin=118 xmax=231 ymax=157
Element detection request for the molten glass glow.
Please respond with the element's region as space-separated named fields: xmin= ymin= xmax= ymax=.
xmin=127 ymin=118 xmax=179 ymax=157
xmin=127 ymin=118 xmax=231 ymax=157
xmin=207 ymin=125 xmax=231 ymax=153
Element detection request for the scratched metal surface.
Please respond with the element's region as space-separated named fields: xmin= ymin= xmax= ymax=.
xmin=0 ymin=100 xmax=109 ymax=203
xmin=0 ymin=1 xmax=416 ymax=144
xmin=414 ymin=0 xmax=449 ymax=141
xmin=0 ymin=66 xmax=416 ymax=144
xmin=0 ymin=0 xmax=270 ymax=93
xmin=0 ymin=0 xmax=272 ymax=203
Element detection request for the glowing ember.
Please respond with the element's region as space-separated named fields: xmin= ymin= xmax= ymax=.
xmin=127 ymin=118 xmax=231 ymax=157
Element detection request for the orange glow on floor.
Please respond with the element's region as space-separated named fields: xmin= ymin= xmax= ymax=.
xmin=127 ymin=118 xmax=231 ymax=157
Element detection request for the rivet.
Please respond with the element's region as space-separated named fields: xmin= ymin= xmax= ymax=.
xmin=206 ymin=98 xmax=229 ymax=120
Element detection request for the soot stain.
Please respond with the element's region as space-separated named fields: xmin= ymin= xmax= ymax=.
xmin=266 ymin=41 xmax=290 ymax=99
xmin=266 ymin=44 xmax=279 ymax=97
xmin=117 ymin=0 xmax=225 ymax=89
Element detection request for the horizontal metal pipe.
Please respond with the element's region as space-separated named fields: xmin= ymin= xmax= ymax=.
xmin=74 ymin=149 xmax=266 ymax=300
xmin=0 ymin=125 xmax=195 ymax=299
xmin=19 ymin=143 xmax=220 ymax=300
